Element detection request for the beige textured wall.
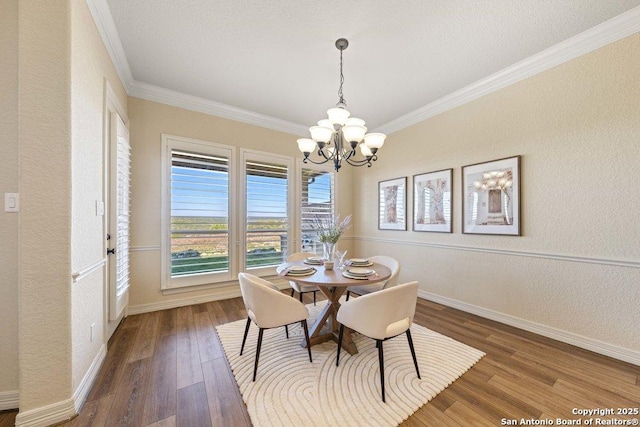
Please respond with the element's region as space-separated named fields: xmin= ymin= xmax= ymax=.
xmin=0 ymin=0 xmax=19 ymax=399
xmin=128 ymin=97 xmax=354 ymax=310
xmin=353 ymin=34 xmax=640 ymax=354
xmin=70 ymin=0 xmax=127 ymax=392
xmin=18 ymin=1 xmax=73 ymax=410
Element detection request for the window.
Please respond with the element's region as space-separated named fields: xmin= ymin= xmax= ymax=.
xmin=162 ymin=135 xmax=235 ymax=289
xmin=242 ymin=152 xmax=292 ymax=274
xmin=300 ymin=166 xmax=335 ymax=255
xmin=161 ymin=136 xmax=336 ymax=291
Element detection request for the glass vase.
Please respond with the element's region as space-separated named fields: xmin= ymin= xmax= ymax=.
xmin=322 ymin=242 xmax=336 ymax=261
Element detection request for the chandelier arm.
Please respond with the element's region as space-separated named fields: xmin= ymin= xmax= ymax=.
xmin=302 ymin=156 xmax=331 ymax=166
xmin=340 ymin=147 xmax=358 ymax=160
xmin=343 ymin=155 xmax=377 ymax=167
xmin=318 ymin=147 xmax=336 ymax=161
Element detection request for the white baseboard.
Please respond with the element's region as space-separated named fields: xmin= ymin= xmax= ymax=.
xmin=73 ymin=344 xmax=106 ymax=413
xmin=418 ymin=290 xmax=640 ymax=366
xmin=13 ymin=345 xmax=107 ymax=426
xmin=129 ymin=288 xmax=243 ymax=315
xmin=130 ymin=276 xmax=290 ymax=315
xmin=0 ymin=390 xmax=19 ymax=411
xmin=14 ymin=398 xmax=75 ymax=427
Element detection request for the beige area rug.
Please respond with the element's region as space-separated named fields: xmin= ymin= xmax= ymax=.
xmin=216 ymin=301 xmax=485 ymax=427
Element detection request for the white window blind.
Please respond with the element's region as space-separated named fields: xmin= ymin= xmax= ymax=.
xmin=115 ymin=134 xmax=131 ymax=296
xmin=109 ymin=113 xmax=130 ymax=321
xmin=245 ymin=160 xmax=288 ymax=268
xmin=301 ymin=167 xmax=335 ymax=254
xmin=170 ymin=150 xmax=230 ymax=277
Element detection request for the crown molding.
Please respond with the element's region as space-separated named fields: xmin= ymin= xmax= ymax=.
xmin=85 ymin=0 xmax=134 ymax=90
xmin=129 ymin=81 xmax=309 ymax=136
xmin=375 ymin=6 xmax=640 ymax=135
xmin=88 ymin=0 xmax=640 ymax=136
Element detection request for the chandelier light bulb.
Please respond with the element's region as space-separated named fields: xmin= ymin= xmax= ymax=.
xmin=360 ymin=143 xmax=373 ymax=157
xmin=297 ymin=138 xmax=317 ymax=153
xmin=345 ymin=117 xmax=365 ymax=127
xmin=327 ymin=107 xmax=350 ymax=126
xmin=317 ymin=119 xmax=334 ymax=130
xmin=342 ymin=124 xmax=367 ymax=143
xmin=363 ymin=133 xmax=386 ymax=149
xmin=310 ymin=125 xmax=333 ymax=143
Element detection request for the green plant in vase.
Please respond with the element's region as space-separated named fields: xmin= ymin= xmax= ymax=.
xmin=312 ymin=214 xmax=352 ymax=260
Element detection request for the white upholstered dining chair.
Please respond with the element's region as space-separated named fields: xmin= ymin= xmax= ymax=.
xmin=336 ymin=281 xmax=420 ymax=402
xmin=238 ymin=273 xmax=312 ymax=381
xmin=286 ymin=252 xmax=320 ymax=305
xmin=345 ymin=255 xmax=400 ymax=301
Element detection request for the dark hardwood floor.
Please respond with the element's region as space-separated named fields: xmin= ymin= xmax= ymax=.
xmin=2 ymin=289 xmax=639 ymax=426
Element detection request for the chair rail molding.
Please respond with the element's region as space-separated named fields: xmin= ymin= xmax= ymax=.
xmin=130 ymin=245 xmax=161 ymax=252
xmin=351 ymin=236 xmax=640 ymax=269
xmin=72 ymin=257 xmax=107 ymax=283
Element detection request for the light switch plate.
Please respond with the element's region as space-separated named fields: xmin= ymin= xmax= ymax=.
xmin=5 ymin=193 xmax=19 ymax=213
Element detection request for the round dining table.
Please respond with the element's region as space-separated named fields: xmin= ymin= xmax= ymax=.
xmin=277 ymin=260 xmax=391 ymax=355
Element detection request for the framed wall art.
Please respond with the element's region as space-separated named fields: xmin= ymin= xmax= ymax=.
xmin=462 ymin=156 xmax=521 ymax=235
xmin=413 ymin=169 xmax=452 ymax=233
xmin=378 ymin=177 xmax=407 ymax=230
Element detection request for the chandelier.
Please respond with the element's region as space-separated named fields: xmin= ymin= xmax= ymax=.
xmin=473 ymin=170 xmax=513 ymax=191
xmin=296 ymin=38 xmax=386 ymax=172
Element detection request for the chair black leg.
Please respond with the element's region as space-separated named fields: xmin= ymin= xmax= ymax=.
xmin=285 ymin=324 xmax=289 ymax=339
xmin=240 ymin=317 xmax=251 ymax=356
xmin=299 ymin=292 xmax=303 ymax=303
xmin=253 ymin=328 xmax=264 ymax=382
xmin=346 ymin=291 xmax=351 ymax=301
xmin=313 ymin=291 xmax=316 ymax=306
xmin=290 ymin=288 xmax=295 ymax=297
xmin=377 ymin=339 xmax=386 ymax=402
xmin=406 ymin=329 xmax=421 ymax=379
xmin=336 ymin=324 xmax=345 ymax=366
xmin=302 ymin=320 xmax=312 ymax=362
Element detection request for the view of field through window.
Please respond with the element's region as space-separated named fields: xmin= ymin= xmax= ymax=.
xmin=170 ymin=150 xmax=333 ymax=277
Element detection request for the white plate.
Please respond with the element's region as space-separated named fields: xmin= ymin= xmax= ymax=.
xmin=304 ymin=257 xmax=323 ymax=265
xmin=286 ymin=268 xmax=316 ymax=276
xmin=349 ymin=258 xmax=373 ymax=267
xmin=289 ymin=266 xmax=314 ymax=272
xmin=342 ymin=271 xmax=370 ymax=280
xmin=347 ymin=267 xmax=375 ymax=276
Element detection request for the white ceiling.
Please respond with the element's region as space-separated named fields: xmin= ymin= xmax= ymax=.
xmin=100 ymin=0 xmax=640 ymax=134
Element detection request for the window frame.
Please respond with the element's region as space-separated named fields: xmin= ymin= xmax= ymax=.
xmin=295 ymin=160 xmax=338 ymax=256
xmin=161 ymin=134 xmax=236 ymax=290
xmin=239 ymin=149 xmax=294 ymax=277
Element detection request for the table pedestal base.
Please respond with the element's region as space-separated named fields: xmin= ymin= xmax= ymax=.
xmin=302 ymin=285 xmax=358 ymax=355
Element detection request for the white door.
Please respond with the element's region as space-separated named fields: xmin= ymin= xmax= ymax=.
xmin=107 ymin=112 xmax=131 ymax=321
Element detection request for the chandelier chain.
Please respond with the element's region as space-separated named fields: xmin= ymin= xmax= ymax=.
xmin=338 ymin=47 xmax=346 ymax=106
